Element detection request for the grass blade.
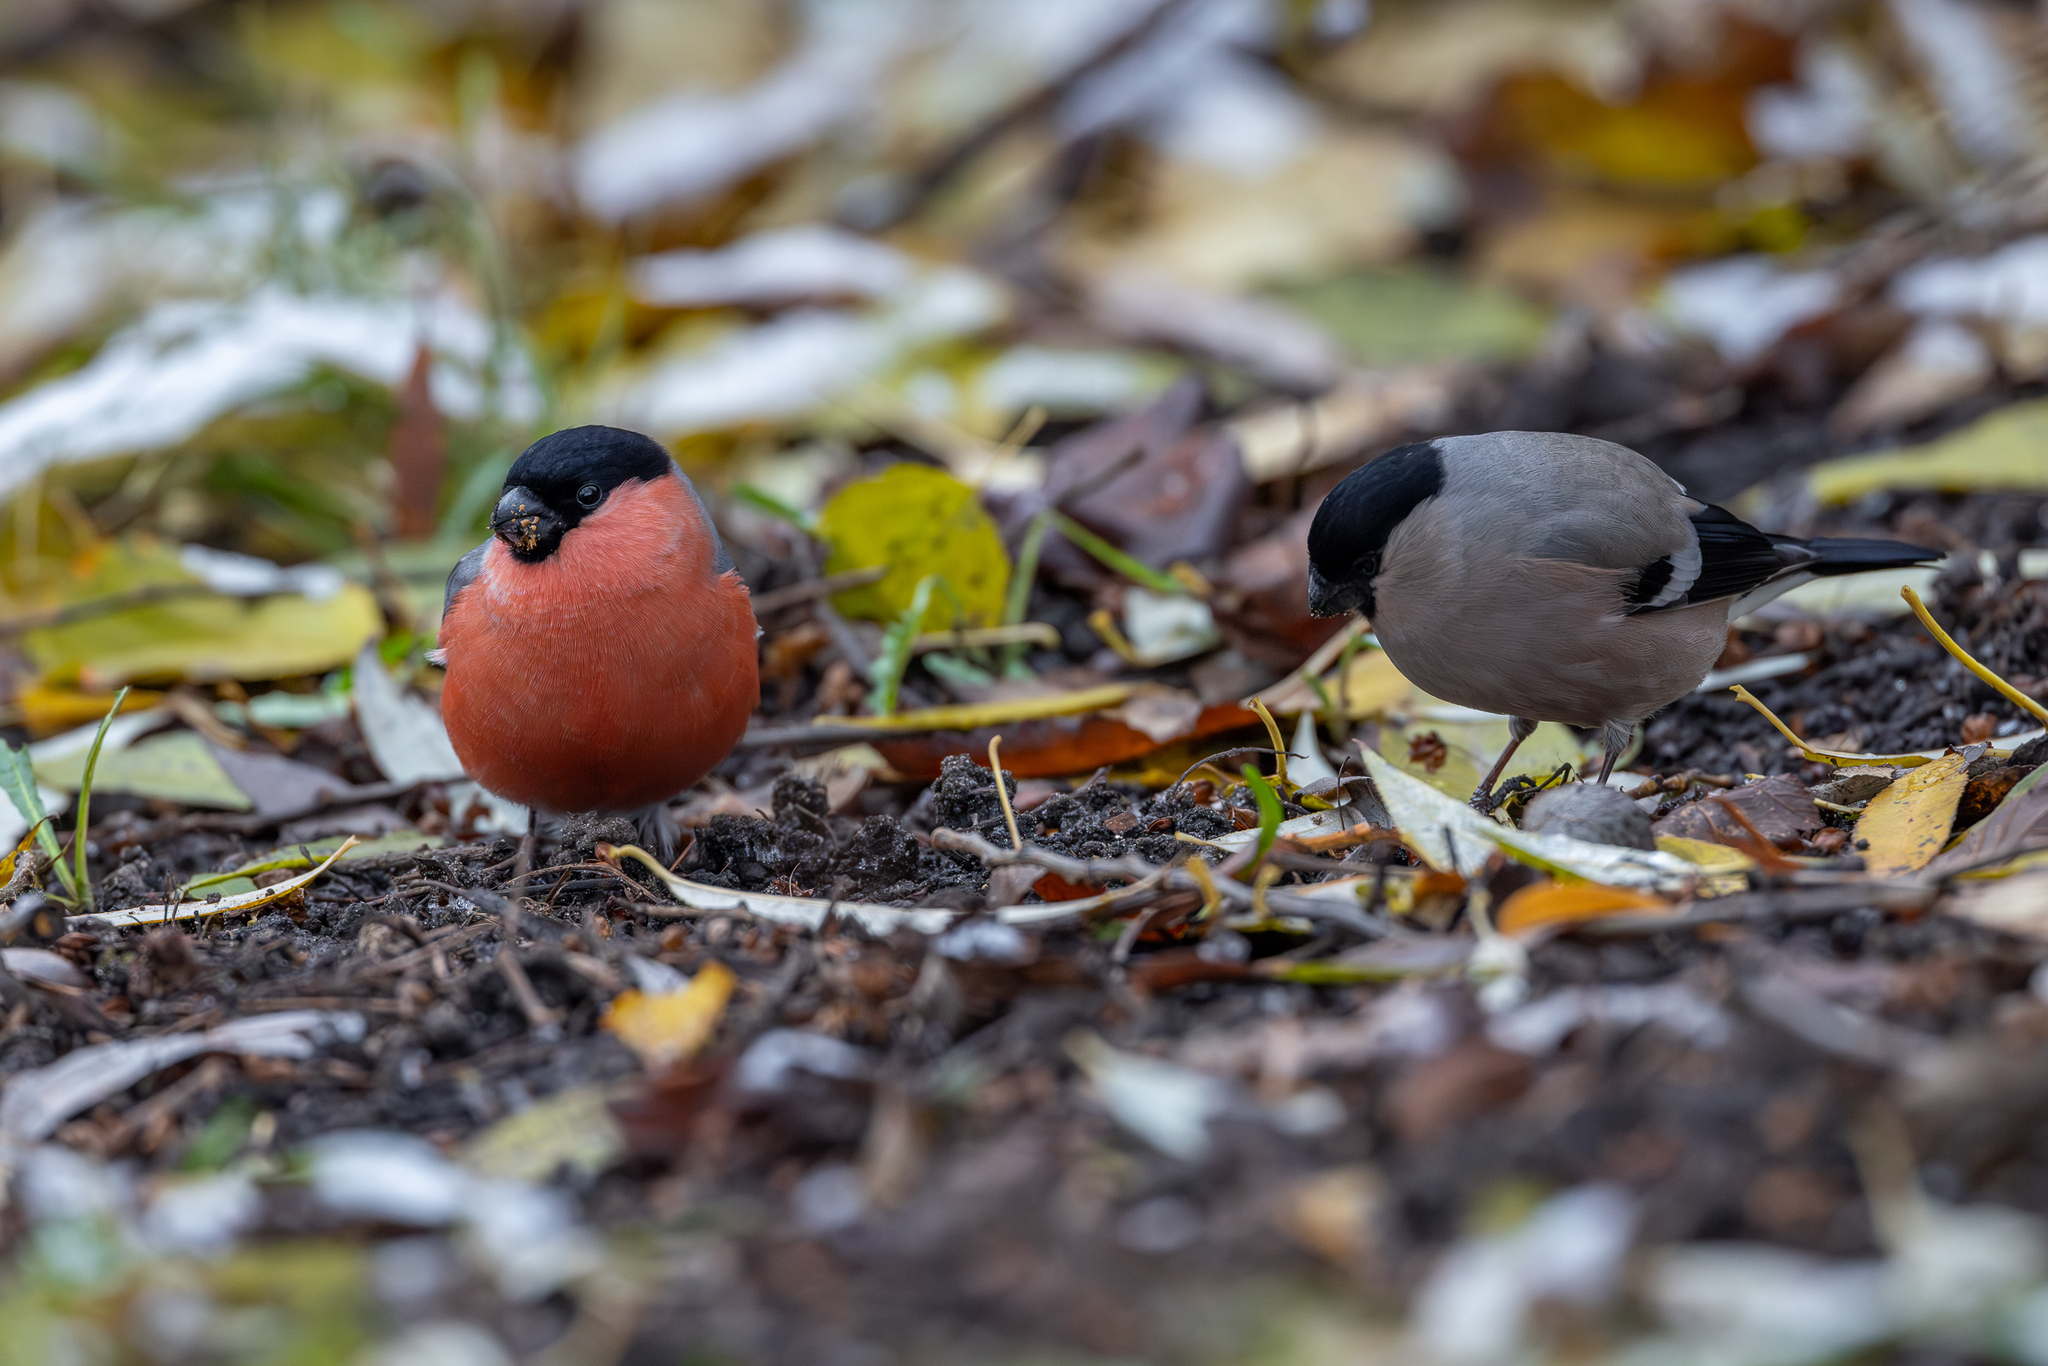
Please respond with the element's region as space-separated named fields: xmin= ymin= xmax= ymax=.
xmin=1047 ymin=511 xmax=1185 ymax=597
xmin=1241 ymin=765 xmax=1284 ymax=868
xmin=72 ymin=686 xmax=130 ymax=915
xmin=871 ymin=575 xmax=939 ymax=717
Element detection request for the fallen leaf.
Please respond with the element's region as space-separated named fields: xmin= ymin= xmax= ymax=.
xmin=26 ymin=584 xmax=383 ymax=690
xmin=1341 ymin=648 xmax=1416 ymax=717
xmin=1267 ymin=265 xmax=1551 ymax=367
xmin=1948 ymin=871 xmax=2048 ymax=938
xmin=15 ymin=683 xmax=163 ymax=737
xmin=1653 ymin=775 xmax=1823 ymax=850
xmin=1067 ymin=1030 xmax=1231 ymax=1161
xmin=460 ymin=1085 xmax=625 ymax=1183
xmin=90 ymin=836 xmax=362 ymax=927
xmin=1032 ymin=379 xmax=1249 ymax=580
xmin=1832 ymin=319 xmax=1994 ymax=437
xmin=209 ymin=744 xmax=372 ymax=817
xmin=1495 ymin=881 xmax=1673 ymax=937
xmin=0 ymin=1009 xmax=365 ymax=1142
xmin=1356 ymin=745 xmax=1696 ymax=890
xmin=819 ymin=463 xmax=1009 ymax=631
xmin=1855 ymin=751 xmax=1970 ymax=875
xmin=352 ymin=641 xmax=465 ymax=786
xmin=180 ymin=832 xmax=433 ymax=899
xmin=1066 ymin=127 xmax=1460 ymax=290
xmin=34 ymin=731 xmax=251 ymax=809
xmin=1926 ymin=781 xmax=2048 ymax=878
xmin=1808 ymin=397 xmax=2048 ymax=503
xmin=603 ymin=962 xmax=736 ymax=1070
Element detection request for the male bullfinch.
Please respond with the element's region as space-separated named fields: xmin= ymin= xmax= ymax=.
xmin=1305 ymin=431 xmax=1938 ymax=808
xmin=432 ymin=425 xmax=759 ymax=850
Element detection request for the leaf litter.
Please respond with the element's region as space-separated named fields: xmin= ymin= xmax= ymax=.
xmin=17 ymin=3 xmax=2048 ymax=1364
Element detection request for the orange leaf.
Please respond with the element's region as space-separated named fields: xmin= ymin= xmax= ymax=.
xmin=1496 ymin=880 xmax=1671 ymax=937
xmin=1034 ymin=871 xmax=1104 ymax=902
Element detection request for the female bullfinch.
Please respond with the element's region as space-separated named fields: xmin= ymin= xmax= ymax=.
xmin=433 ymin=425 xmax=759 ymax=849
xmin=1305 ymin=431 xmax=1936 ymax=809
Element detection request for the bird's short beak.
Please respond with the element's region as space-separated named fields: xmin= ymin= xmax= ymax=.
xmin=491 ymin=486 xmax=567 ymax=561
xmin=1306 ymin=565 xmax=1369 ymax=619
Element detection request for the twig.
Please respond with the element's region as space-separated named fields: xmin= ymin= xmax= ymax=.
xmin=749 ymin=565 xmax=888 ymax=614
xmin=930 ymin=826 xmax=1392 ymax=938
xmin=989 ymin=736 xmax=1023 ymax=851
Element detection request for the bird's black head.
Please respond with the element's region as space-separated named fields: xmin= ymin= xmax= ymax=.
xmin=491 ymin=425 xmax=675 ymax=562
xmin=1305 ymin=441 xmax=1444 ymax=619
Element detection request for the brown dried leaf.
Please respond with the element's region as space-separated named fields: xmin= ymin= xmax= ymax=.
xmin=1654 ymin=774 xmax=1821 ymax=850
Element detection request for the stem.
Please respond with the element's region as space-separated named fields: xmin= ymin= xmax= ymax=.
xmin=1902 ymin=585 xmax=2048 ymax=724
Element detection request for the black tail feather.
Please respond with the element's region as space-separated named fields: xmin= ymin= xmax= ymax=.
xmin=1782 ymin=535 xmax=1940 ymax=578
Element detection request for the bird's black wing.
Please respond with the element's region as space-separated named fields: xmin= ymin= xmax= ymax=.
xmin=1624 ymin=505 xmax=1785 ymax=615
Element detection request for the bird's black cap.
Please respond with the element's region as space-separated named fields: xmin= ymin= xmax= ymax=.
xmin=506 ymin=425 xmax=674 ymax=510
xmin=1306 ymin=440 xmax=1444 ymax=619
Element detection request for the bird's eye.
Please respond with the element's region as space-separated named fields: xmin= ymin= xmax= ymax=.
xmin=576 ymin=483 xmax=602 ymax=509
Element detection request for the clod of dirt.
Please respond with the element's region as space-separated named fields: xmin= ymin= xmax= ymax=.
xmin=555 ymin=813 xmax=637 ymax=865
xmin=929 ymin=753 xmax=1014 ymax=839
xmin=1521 ymin=784 xmax=1656 ymax=850
xmin=683 ymin=776 xmax=949 ymax=902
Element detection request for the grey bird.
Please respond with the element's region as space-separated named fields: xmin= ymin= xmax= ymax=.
xmin=1304 ymin=431 xmax=1939 ymax=808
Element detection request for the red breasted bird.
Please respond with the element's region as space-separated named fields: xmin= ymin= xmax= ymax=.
xmin=433 ymin=425 xmax=759 ymax=849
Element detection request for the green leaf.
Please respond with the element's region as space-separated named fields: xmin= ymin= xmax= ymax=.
xmin=1242 ymin=764 xmax=1284 ymax=866
xmin=36 ymin=732 xmax=252 ymax=810
xmin=818 ymin=464 xmax=1009 ymax=630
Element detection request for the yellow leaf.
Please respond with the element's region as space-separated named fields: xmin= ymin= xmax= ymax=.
xmin=1854 ymin=751 xmax=1970 ymax=876
xmin=1655 ymin=835 xmax=1756 ymax=876
xmin=0 ymin=819 xmax=46 ymax=887
xmin=26 ymin=585 xmax=383 ymax=688
xmin=16 ymin=684 xmax=163 ymax=738
xmin=603 ymin=962 xmax=735 ymax=1070
xmin=818 ymin=464 xmax=1009 ymax=631
xmin=1808 ymin=399 xmax=2048 ymax=503
xmin=1341 ymin=648 xmax=1415 ymax=717
xmin=823 ymin=683 xmax=1139 ymax=732
xmin=1496 ymin=880 xmax=1672 ymax=937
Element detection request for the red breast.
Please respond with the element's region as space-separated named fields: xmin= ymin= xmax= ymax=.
xmin=438 ymin=469 xmax=759 ymax=813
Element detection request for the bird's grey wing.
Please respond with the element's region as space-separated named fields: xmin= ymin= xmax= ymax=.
xmin=674 ymin=470 xmax=736 ymax=575
xmin=1623 ymin=504 xmax=1788 ymax=615
xmin=443 ymin=540 xmax=488 ymax=617
xmin=426 ymin=541 xmax=490 ymax=665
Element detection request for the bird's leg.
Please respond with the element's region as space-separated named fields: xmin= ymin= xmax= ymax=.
xmin=514 ymin=806 xmax=535 ymax=889
xmin=1593 ymin=719 xmax=1636 ymax=786
xmin=634 ymin=804 xmax=680 ymax=865
xmin=1472 ymin=716 xmax=1538 ymax=813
